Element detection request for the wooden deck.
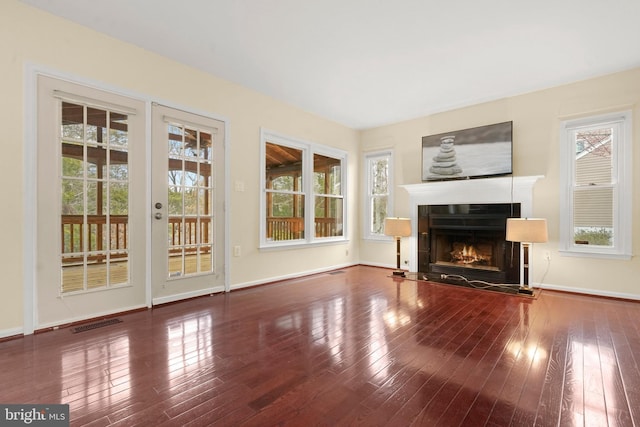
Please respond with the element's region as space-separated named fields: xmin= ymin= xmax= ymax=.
xmin=4 ymin=265 xmax=640 ymax=425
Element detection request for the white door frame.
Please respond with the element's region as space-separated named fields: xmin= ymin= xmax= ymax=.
xmin=23 ymin=64 xmax=230 ymax=335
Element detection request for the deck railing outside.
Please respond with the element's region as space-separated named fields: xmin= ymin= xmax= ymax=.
xmin=267 ymin=217 xmax=341 ymax=240
xmin=62 ymin=215 xmax=340 ymax=260
xmin=61 ymin=215 xmax=211 ymax=263
xmin=61 ymin=215 xmax=128 ymax=263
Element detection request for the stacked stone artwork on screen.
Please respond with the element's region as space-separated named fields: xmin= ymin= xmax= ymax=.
xmin=429 ymin=136 xmax=462 ymax=177
xmin=421 ymin=121 xmax=513 ymax=181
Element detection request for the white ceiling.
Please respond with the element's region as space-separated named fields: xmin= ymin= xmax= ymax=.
xmin=21 ymin=0 xmax=640 ymax=129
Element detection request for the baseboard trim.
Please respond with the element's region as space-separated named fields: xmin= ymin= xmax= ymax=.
xmin=536 ymin=282 xmax=640 ymax=302
xmin=230 ymin=262 xmax=359 ymax=291
xmin=0 ymin=327 xmax=24 ymax=341
xmin=359 ymin=261 xmax=408 ymax=271
xmin=152 ymin=286 xmax=225 ymax=306
xmin=35 ymin=304 xmax=148 ymax=334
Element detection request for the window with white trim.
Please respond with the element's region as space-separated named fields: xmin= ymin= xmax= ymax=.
xmin=260 ymin=129 xmax=347 ymax=247
xmin=364 ymin=150 xmax=393 ymax=240
xmin=559 ymin=111 xmax=632 ymax=259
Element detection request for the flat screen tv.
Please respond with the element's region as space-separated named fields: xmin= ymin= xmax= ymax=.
xmin=421 ymin=121 xmax=513 ymax=181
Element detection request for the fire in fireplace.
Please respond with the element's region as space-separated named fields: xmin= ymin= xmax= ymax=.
xmin=448 ymin=242 xmax=495 ymax=268
xmin=418 ymin=203 xmax=521 ymax=289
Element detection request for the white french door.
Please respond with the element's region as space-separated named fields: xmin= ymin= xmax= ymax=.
xmin=36 ymin=75 xmax=147 ymax=327
xmin=150 ymin=104 xmax=226 ymax=301
xmin=35 ymin=77 xmax=226 ymax=328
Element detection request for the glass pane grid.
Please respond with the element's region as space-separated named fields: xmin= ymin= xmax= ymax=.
xmin=167 ymin=124 xmax=215 ymax=278
xmin=60 ymin=103 xmax=130 ymax=293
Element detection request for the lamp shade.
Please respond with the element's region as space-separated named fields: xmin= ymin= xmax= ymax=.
xmin=506 ymin=218 xmax=548 ymax=243
xmin=384 ymin=217 xmax=412 ymax=237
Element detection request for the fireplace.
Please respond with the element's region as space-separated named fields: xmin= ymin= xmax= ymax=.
xmin=418 ymin=203 xmax=520 ymax=287
xmin=402 ymin=175 xmax=543 ymax=288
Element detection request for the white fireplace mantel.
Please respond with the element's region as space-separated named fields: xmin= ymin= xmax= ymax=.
xmin=400 ymin=175 xmax=543 ymax=274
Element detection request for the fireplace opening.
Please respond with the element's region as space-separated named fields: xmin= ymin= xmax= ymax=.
xmin=418 ymin=203 xmax=521 ymax=291
xmin=435 ymin=232 xmax=501 ymax=271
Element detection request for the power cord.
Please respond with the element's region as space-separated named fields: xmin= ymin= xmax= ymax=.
xmin=539 ymin=256 xmax=550 ymax=285
xmin=427 ymin=273 xmax=522 ymax=291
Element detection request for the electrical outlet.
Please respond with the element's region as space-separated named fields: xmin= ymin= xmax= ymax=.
xmin=233 ymin=245 xmax=241 ymax=257
xmin=544 ymin=250 xmax=551 ymax=260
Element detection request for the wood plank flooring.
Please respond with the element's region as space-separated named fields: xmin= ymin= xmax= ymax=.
xmin=2 ymin=265 xmax=640 ymax=426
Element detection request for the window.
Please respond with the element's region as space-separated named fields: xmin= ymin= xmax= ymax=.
xmin=559 ymin=111 xmax=632 ymax=259
xmin=364 ymin=150 xmax=393 ymax=240
xmin=260 ymin=129 xmax=347 ymax=247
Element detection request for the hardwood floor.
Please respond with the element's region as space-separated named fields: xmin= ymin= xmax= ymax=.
xmin=2 ymin=265 xmax=640 ymax=426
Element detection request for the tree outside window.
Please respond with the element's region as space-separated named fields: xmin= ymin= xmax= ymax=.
xmin=365 ymin=151 xmax=392 ymax=239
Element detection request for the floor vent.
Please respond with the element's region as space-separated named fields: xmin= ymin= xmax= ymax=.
xmin=71 ymin=318 xmax=122 ymax=333
xmin=328 ymin=270 xmax=345 ymax=275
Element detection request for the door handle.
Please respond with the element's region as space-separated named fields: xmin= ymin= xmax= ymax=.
xmin=154 ymin=212 xmax=162 ymax=220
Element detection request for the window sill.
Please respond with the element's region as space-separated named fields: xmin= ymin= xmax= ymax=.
xmin=559 ymin=249 xmax=632 ymax=261
xmin=363 ymin=235 xmax=394 ymax=242
xmin=259 ymin=237 xmax=349 ymax=251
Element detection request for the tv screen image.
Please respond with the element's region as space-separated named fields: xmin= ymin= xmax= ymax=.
xmin=422 ymin=121 xmax=513 ymax=181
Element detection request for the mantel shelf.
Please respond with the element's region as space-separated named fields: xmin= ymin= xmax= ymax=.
xmin=401 ymin=175 xmax=543 ymax=205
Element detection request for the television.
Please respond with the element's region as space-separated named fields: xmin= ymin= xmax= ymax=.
xmin=421 ymin=121 xmax=513 ymax=181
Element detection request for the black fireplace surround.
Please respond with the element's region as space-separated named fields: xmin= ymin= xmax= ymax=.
xmin=418 ymin=203 xmax=521 ymax=290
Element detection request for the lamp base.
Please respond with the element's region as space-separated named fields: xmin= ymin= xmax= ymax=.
xmin=392 ymin=270 xmax=406 ymax=277
xmin=518 ymin=287 xmax=534 ymax=296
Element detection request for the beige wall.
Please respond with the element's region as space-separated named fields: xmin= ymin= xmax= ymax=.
xmin=360 ymin=67 xmax=640 ymax=298
xmin=0 ymin=1 xmax=359 ymax=334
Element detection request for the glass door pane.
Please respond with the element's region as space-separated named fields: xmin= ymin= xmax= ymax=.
xmin=60 ymin=102 xmax=130 ymax=293
xmin=151 ymin=104 xmax=225 ymax=299
xmin=166 ymin=123 xmax=214 ymax=278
